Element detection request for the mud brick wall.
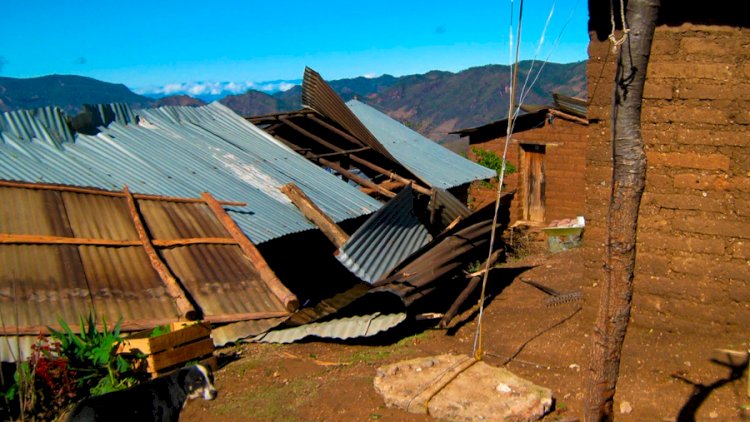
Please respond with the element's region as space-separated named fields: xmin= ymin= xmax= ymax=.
xmin=468 ymin=117 xmax=587 ymax=224
xmin=584 ymin=22 xmax=750 ymax=326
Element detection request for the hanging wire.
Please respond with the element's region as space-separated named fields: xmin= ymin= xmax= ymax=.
xmin=470 ymin=0 xmax=580 ymax=360
xmin=473 ymin=0 xmax=525 ymax=361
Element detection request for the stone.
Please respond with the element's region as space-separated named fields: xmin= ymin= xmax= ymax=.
xmin=620 ymin=401 xmax=633 ymax=414
xmin=374 ymin=353 xmax=553 ymax=421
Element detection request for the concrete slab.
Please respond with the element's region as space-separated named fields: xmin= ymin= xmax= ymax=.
xmin=374 ymin=353 xmax=553 ymax=421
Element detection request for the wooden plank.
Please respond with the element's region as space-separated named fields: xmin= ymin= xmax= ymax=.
xmin=147 ymin=338 xmax=215 ymax=372
xmin=202 ymin=310 xmax=291 ymax=324
xmin=119 ymin=322 xmax=211 ymax=355
xmin=201 ymin=192 xmax=299 ymax=312
xmin=280 ymin=183 xmax=349 ymax=248
xmin=0 ymin=179 xmax=245 ymax=206
xmin=124 ymin=186 xmax=198 ymax=320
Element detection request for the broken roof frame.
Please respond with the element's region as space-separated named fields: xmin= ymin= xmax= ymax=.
xmin=0 ymin=180 xmax=299 ymax=360
xmin=247 ymin=67 xmax=495 ymax=198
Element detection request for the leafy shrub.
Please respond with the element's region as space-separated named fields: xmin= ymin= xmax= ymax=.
xmin=49 ymin=315 xmax=140 ymax=397
xmin=471 ymin=147 xmax=517 ymax=179
xmin=2 ymin=314 xmax=144 ymax=420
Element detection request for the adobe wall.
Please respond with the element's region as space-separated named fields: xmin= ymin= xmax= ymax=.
xmin=468 ymin=117 xmax=587 ymax=223
xmin=584 ymin=22 xmax=750 ymax=326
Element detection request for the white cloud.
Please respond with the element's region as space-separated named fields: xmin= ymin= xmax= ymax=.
xmin=362 ymin=72 xmax=379 ymax=79
xmin=134 ymin=79 xmax=301 ymax=98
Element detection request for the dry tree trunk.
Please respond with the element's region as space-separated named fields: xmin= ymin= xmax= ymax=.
xmin=585 ymin=0 xmax=660 ymax=420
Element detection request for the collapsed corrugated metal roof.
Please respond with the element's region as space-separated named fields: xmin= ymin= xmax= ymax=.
xmin=336 ymin=186 xmax=432 ymax=284
xmin=0 ymin=102 xmax=381 ymax=244
xmin=254 ymin=192 xmax=514 ymax=343
xmin=346 ymin=100 xmax=496 ymax=190
xmin=0 ymin=181 xmax=296 ymax=361
xmin=301 ymin=67 xmax=397 ymax=161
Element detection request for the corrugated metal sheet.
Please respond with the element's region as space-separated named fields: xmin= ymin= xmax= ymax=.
xmin=552 ymin=93 xmax=588 ymax=119
xmin=346 ymin=100 xmax=497 ymax=189
xmin=0 ymin=102 xmax=381 ymax=244
xmin=373 ymin=192 xmax=514 ymax=306
xmin=429 ymin=188 xmax=472 ymax=230
xmin=336 ymin=186 xmax=432 ymax=284
xmin=0 ymin=182 xmax=294 ymax=362
xmin=301 ymin=67 xmax=396 ymax=161
xmin=253 ymin=312 xmax=407 ymax=344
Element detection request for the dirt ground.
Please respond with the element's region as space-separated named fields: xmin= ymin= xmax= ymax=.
xmin=182 ymin=248 xmax=749 ymax=421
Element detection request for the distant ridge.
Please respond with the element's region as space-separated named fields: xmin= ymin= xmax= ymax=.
xmin=0 ymin=61 xmax=586 ymax=142
xmin=0 ymin=74 xmax=152 ymax=113
xmin=222 ymin=61 xmax=587 ymax=141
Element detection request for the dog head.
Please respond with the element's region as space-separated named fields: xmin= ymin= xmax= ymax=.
xmin=181 ymin=364 xmax=218 ymax=401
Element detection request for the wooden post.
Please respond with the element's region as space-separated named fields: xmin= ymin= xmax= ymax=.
xmin=123 ymin=186 xmax=198 ymax=321
xmin=201 ymin=192 xmax=299 ymax=312
xmin=280 ymin=183 xmax=350 ymax=248
xmin=438 ymin=249 xmax=504 ymax=328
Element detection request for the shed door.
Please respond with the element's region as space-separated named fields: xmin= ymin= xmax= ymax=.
xmin=522 ymin=144 xmax=545 ymax=222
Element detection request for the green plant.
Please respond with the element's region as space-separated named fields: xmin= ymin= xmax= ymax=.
xmin=149 ymin=324 xmax=171 ymax=338
xmin=471 ymin=147 xmax=517 ymax=181
xmin=49 ymin=314 xmax=140 ymax=397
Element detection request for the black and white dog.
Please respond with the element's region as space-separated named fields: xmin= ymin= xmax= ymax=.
xmin=67 ymin=364 xmax=217 ymax=422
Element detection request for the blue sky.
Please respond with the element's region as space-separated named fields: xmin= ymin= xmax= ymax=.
xmin=0 ymin=0 xmax=589 ymax=92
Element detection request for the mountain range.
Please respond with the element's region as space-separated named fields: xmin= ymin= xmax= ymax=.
xmin=0 ymin=61 xmax=586 ymax=142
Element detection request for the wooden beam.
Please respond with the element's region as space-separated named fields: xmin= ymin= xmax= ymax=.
xmin=124 ymin=186 xmax=198 ymax=321
xmin=201 ymin=192 xmax=299 ymax=312
xmin=348 ymin=155 xmax=432 ymax=195
xmin=310 ymin=146 xmax=372 ymax=159
xmin=0 ymin=233 xmax=238 ymax=247
xmin=548 ymin=108 xmax=589 ymax=125
xmin=306 ymin=114 xmax=367 ymax=146
xmin=280 ymin=183 xmax=349 ymax=248
xmin=202 ymin=310 xmax=290 ymax=324
xmin=316 ymin=157 xmax=397 ymax=199
xmin=0 ymin=180 xmax=246 ymax=206
xmin=277 ymin=118 xmax=431 ymax=195
xmin=270 ymin=133 xmax=396 ymax=198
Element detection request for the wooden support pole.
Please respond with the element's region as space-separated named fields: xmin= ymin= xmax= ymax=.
xmin=124 ymin=186 xmax=198 ymax=321
xmin=280 ymin=183 xmax=350 ymax=248
xmin=438 ymin=249 xmax=504 ymax=329
xmin=0 ymin=180 xmax=245 ymax=206
xmin=201 ymin=192 xmax=299 ymax=312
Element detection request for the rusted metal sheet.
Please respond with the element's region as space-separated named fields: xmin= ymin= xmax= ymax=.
xmin=301 ymin=67 xmax=397 ymax=161
xmin=0 ymin=181 xmax=294 ymax=361
xmin=373 ymin=192 xmax=515 ymax=306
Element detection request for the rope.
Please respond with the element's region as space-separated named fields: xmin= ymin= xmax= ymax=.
xmin=608 ymin=0 xmax=630 ymax=52
xmin=473 ymin=0 xmax=525 ymax=361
